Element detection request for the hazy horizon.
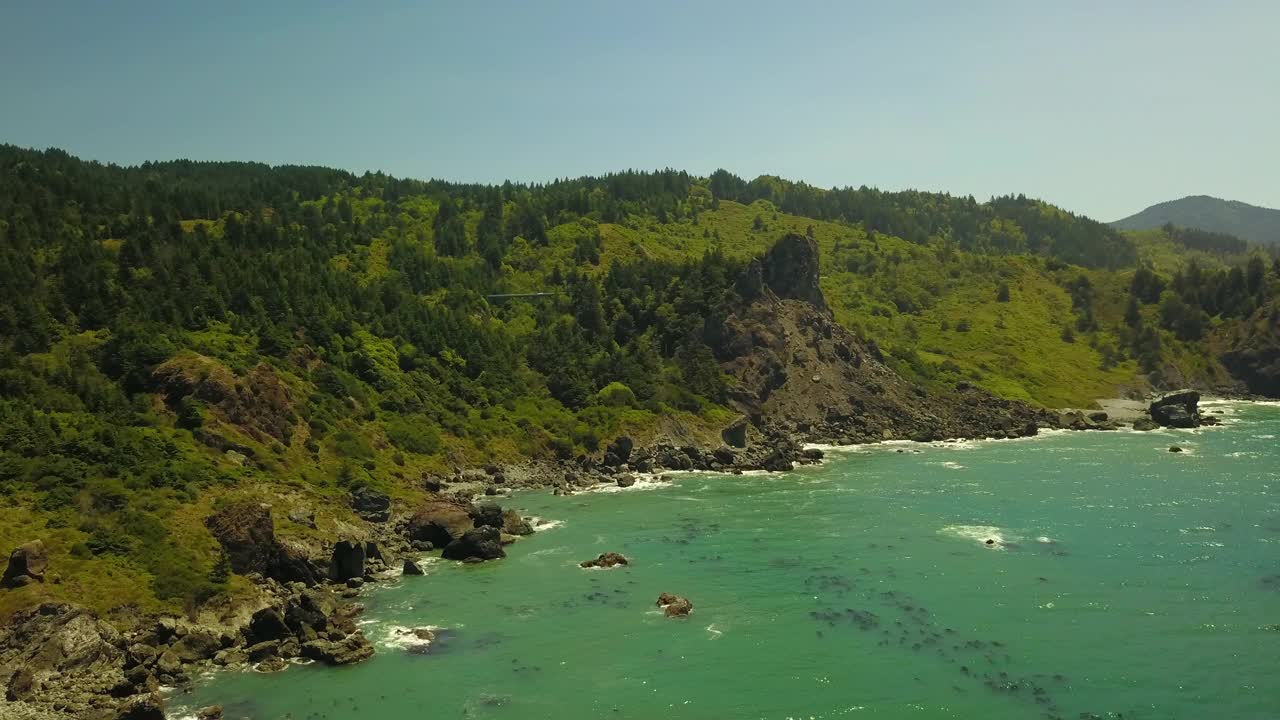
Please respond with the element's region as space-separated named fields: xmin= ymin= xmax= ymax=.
xmin=3 ymin=1 xmax=1276 ymax=221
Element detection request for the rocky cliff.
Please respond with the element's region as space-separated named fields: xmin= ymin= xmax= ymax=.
xmin=709 ymin=233 xmax=1054 ymax=444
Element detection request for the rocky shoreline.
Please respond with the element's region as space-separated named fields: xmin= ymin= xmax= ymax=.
xmin=0 ymin=385 xmax=1228 ymax=719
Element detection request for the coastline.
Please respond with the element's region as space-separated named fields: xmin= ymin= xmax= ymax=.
xmin=0 ymin=391 xmax=1247 ymax=719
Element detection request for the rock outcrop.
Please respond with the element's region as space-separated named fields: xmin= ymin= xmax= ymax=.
xmin=329 ymin=540 xmax=366 ymax=582
xmin=0 ymin=604 xmax=134 ymax=717
xmin=1149 ymin=390 xmax=1201 ymax=428
xmin=2 ymin=540 xmax=48 ymax=587
xmin=580 ymin=552 xmax=629 ymax=568
xmin=350 ymin=486 xmax=391 ymax=523
xmin=205 ymin=502 xmax=323 ymax=585
xmin=656 ymin=593 xmax=693 ymax=617
xmin=702 ymin=234 xmax=1056 ymax=449
xmin=407 ymin=501 xmax=475 ymax=547
xmin=441 ymin=527 xmax=505 ymax=562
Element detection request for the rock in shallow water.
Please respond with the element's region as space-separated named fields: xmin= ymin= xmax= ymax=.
xmin=442 ymin=526 xmax=506 ymax=561
xmin=656 ymin=593 xmax=693 ymax=617
xmin=580 ymin=552 xmax=629 ymax=568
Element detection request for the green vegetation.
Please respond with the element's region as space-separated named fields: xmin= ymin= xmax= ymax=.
xmin=0 ymin=145 xmax=1277 ymax=615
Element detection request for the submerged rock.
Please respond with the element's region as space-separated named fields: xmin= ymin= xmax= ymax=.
xmin=403 ymin=558 xmax=426 ymax=575
xmin=580 ymin=552 xmax=629 ymax=569
xmin=1169 ymin=446 xmax=1184 ymax=453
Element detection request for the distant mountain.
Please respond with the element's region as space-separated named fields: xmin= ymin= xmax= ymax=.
xmin=1111 ymin=195 xmax=1280 ymax=246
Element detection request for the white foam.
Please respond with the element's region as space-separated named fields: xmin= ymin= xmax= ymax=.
xmin=940 ymin=524 xmax=1013 ymax=550
xmin=379 ymin=624 xmax=444 ymax=652
xmin=529 ymin=516 xmax=564 ymax=532
xmin=1036 ymin=536 xmax=1055 ymax=544
xmin=939 ymin=461 xmax=965 ymax=470
xmin=583 ymin=474 xmax=673 ymax=493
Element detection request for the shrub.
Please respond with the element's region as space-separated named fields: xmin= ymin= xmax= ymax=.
xmin=595 ymin=382 xmax=637 ymax=408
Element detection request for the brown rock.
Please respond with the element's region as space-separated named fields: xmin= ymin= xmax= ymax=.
xmin=2 ymin=540 xmax=48 ymax=586
xmin=407 ymin=501 xmax=476 ymax=547
xmin=656 ymin=593 xmax=693 ymax=617
xmin=580 ymin=552 xmax=629 ymax=569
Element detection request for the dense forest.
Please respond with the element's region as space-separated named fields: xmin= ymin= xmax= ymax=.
xmin=1 ymin=144 xmax=1276 ymax=613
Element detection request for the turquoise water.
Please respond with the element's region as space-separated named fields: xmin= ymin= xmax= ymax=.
xmin=174 ymin=402 xmax=1280 ymax=720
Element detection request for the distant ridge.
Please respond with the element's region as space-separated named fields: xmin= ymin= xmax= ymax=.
xmin=1111 ymin=195 xmax=1280 ymax=246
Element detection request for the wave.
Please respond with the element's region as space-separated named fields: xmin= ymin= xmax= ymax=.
xmin=583 ymin=474 xmax=674 ymax=493
xmin=377 ymin=624 xmax=444 ymax=652
xmin=529 ymin=517 xmax=564 ymax=532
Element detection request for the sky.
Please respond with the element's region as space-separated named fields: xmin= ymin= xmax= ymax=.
xmin=2 ymin=1 xmax=1276 ymax=221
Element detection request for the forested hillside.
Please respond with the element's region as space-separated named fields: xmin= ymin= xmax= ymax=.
xmin=1 ymin=145 xmax=1278 ymax=615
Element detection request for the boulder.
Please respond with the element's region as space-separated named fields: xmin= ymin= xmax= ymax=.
xmin=170 ymin=627 xmax=221 ymax=663
xmin=300 ymin=633 xmax=374 ymax=665
xmin=605 ymin=436 xmax=635 ymax=465
xmin=1087 ymin=411 xmax=1109 ymax=422
xmin=470 ymin=504 xmax=505 ymax=529
xmin=287 ymin=507 xmax=316 ymax=528
xmin=1149 ymin=390 xmax=1201 ymax=428
xmin=330 ymin=540 xmax=366 ymax=582
xmin=350 ymin=486 xmax=391 ymax=523
xmin=712 ymin=447 xmax=737 ymax=466
xmin=2 ymin=540 xmax=48 ymax=586
xmin=721 ymin=417 xmax=749 ymax=448
xmin=247 ymin=607 xmax=290 ymax=643
xmin=616 ymin=474 xmax=637 ymax=488
xmin=761 ymin=449 xmax=793 ymax=472
xmin=656 ymin=593 xmax=693 ymax=618
xmin=1132 ymin=417 xmax=1160 ymax=431
xmin=196 ymin=706 xmax=224 ymax=720
xmin=407 ymin=501 xmax=476 ymax=547
xmin=441 ymin=527 xmax=506 ymax=562
xmin=580 ymin=552 xmax=629 ymax=569
xmin=501 ymin=509 xmax=534 ymax=536
xmin=115 ymin=693 xmax=167 ymax=720
xmin=1169 ymin=446 xmax=1184 ymax=453
xmin=403 ymin=558 xmax=425 ymax=576
xmin=244 ymin=640 xmax=280 ymax=662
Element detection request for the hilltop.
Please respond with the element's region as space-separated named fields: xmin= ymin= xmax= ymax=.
xmin=1111 ymin=195 xmax=1280 ymax=246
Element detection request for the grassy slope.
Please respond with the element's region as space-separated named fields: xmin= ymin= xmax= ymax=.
xmin=1 ymin=195 xmax=1235 ymax=619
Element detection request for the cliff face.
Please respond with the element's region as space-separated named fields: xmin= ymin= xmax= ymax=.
xmin=709 ymin=234 xmax=1054 ymax=443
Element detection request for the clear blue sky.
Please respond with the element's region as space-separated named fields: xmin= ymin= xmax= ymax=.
xmin=2 ymin=1 xmax=1276 ymax=220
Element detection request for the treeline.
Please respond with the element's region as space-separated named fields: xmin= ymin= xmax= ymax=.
xmin=1161 ymin=222 xmax=1250 ymax=256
